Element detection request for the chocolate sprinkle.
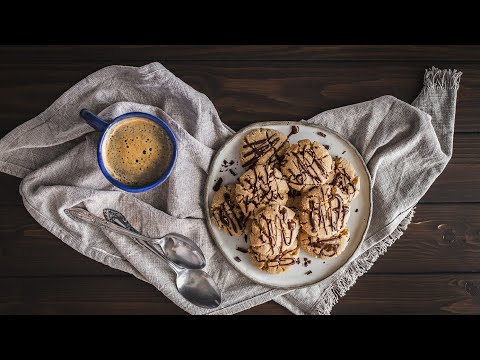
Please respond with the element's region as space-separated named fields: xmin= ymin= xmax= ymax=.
xmin=236 ymin=247 xmax=248 ymax=253
xmin=212 ymin=177 xmax=223 ymax=191
xmin=229 ymin=169 xmax=237 ymax=176
xmin=317 ymin=131 xmax=326 ymax=137
xmin=305 ymin=270 xmax=312 ymax=275
xmin=324 ymin=144 xmax=330 ymax=150
xmin=355 ymin=209 xmax=359 ymax=212
xmin=342 ymin=150 xmax=346 ymax=154
xmin=244 ymin=235 xmax=248 ymax=243
xmin=229 ymin=160 xmax=234 ymax=165
xmin=234 ymin=256 xmax=242 ymax=262
xmin=288 ymin=125 xmax=300 ymax=138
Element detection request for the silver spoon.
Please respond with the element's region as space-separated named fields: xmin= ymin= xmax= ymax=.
xmin=64 ymin=207 xmax=222 ymax=309
xmin=103 ymin=209 xmax=223 ymax=309
xmin=103 ymin=208 xmax=204 ymax=270
xmin=67 ymin=207 xmax=205 ymax=269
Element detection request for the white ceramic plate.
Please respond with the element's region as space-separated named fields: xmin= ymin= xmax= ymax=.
xmin=205 ymin=121 xmax=372 ymax=289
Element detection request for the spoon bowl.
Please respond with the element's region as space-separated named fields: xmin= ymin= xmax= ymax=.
xmin=153 ymin=233 xmax=206 ymax=270
xmin=103 ymin=209 xmax=206 ymax=269
xmin=65 ymin=207 xmax=222 ymax=309
xmin=176 ymin=269 xmax=222 ymax=309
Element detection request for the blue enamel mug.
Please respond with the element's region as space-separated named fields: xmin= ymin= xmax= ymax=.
xmin=80 ymin=109 xmax=178 ymax=193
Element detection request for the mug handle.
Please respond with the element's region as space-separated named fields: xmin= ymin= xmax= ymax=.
xmin=80 ymin=109 xmax=109 ymax=132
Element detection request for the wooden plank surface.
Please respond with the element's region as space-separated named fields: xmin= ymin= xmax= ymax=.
xmin=1 ymin=274 xmax=479 ymax=315
xmin=0 ymin=45 xmax=479 ymax=315
xmin=0 ymin=45 xmax=479 ymax=62
xmin=0 ymin=62 xmax=478 ymax=132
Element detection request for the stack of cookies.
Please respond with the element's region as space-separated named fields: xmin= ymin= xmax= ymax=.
xmin=210 ymin=127 xmax=360 ymax=274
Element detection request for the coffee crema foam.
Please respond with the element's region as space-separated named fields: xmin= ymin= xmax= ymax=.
xmin=103 ymin=117 xmax=174 ymax=188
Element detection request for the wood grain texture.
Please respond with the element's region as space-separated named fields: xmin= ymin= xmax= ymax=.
xmin=0 ymin=45 xmax=479 ymax=315
xmin=1 ymin=274 xmax=479 ymax=315
xmin=0 ymin=62 xmax=478 ymax=133
xmin=332 ymin=274 xmax=480 ymax=315
xmin=1 ymin=203 xmax=479 ymax=276
xmin=0 ymin=45 xmax=479 ymax=62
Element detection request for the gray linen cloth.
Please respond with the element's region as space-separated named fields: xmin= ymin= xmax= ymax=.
xmin=0 ymin=62 xmax=461 ymax=314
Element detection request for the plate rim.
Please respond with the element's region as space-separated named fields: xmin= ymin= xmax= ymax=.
xmin=204 ymin=121 xmax=373 ymax=290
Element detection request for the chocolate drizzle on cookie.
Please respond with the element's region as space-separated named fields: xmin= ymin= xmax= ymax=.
xmin=303 ymin=186 xmax=349 ymax=238
xmin=302 ymin=231 xmax=350 ymax=258
xmin=250 ymin=204 xmax=299 ymax=261
xmin=282 ymin=141 xmax=332 ymax=191
xmin=249 ymin=246 xmax=300 ymax=272
xmin=310 ymin=241 xmax=340 ymax=254
xmin=241 ymin=130 xmax=288 ymax=170
xmin=331 ymin=158 xmax=359 ymax=201
xmin=236 ymin=165 xmax=288 ymax=219
xmin=333 ymin=169 xmax=356 ymax=198
xmin=300 ymin=227 xmax=350 ymax=259
xmin=211 ymin=186 xmax=245 ymax=236
xmin=257 ymin=212 xmax=289 ymax=253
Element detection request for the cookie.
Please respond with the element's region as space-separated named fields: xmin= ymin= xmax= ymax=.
xmin=281 ymin=139 xmax=333 ymax=192
xmin=210 ymin=184 xmax=245 ymax=236
xmin=300 ymin=228 xmax=350 ymax=259
xmin=329 ymin=157 xmax=360 ymax=202
xmin=299 ymin=185 xmax=350 ymax=239
xmin=240 ymin=128 xmax=289 ymax=169
xmin=249 ymin=204 xmax=299 ymax=257
xmin=235 ymin=164 xmax=289 ymax=219
xmin=249 ymin=245 xmax=300 ymax=274
xmin=285 ymin=188 xmax=303 ymax=216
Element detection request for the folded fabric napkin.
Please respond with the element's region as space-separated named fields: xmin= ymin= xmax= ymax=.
xmin=0 ymin=63 xmax=461 ymax=314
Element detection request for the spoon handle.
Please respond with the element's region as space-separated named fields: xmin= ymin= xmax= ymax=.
xmin=103 ymin=208 xmax=176 ymax=266
xmin=65 ymin=207 xmax=183 ymax=272
xmin=65 ymin=207 xmax=157 ymax=245
xmin=103 ymin=208 xmax=140 ymax=235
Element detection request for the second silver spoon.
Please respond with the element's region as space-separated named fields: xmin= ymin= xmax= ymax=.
xmin=64 ymin=207 xmax=222 ymax=309
xmin=103 ymin=209 xmax=222 ymax=309
xmin=65 ymin=207 xmax=205 ymax=270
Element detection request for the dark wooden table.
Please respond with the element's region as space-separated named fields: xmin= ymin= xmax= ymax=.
xmin=1 ymin=45 xmax=479 ymax=315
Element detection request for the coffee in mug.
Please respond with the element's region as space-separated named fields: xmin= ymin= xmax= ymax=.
xmin=80 ymin=109 xmax=177 ymax=192
xmin=102 ymin=117 xmax=175 ymax=188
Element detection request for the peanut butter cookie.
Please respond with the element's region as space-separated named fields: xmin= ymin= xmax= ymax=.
xmin=235 ymin=164 xmax=289 ymax=219
xmin=240 ymin=128 xmax=289 ymax=169
xmin=281 ymin=139 xmax=333 ymax=192
xmin=299 ymin=185 xmax=350 ymax=239
xmin=249 ymin=204 xmax=299 ymax=257
xmin=210 ymin=184 xmax=245 ymax=236
xmin=329 ymin=157 xmax=360 ymax=202
xmin=249 ymin=245 xmax=300 ymax=274
xmin=300 ymin=228 xmax=350 ymax=259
